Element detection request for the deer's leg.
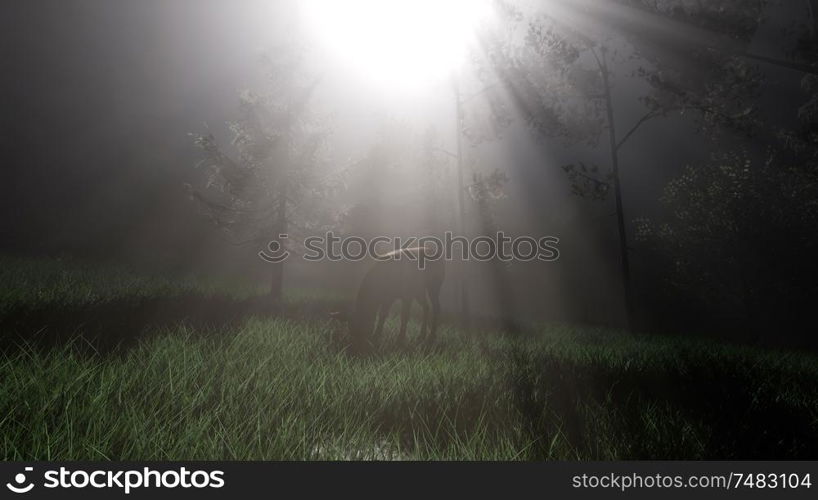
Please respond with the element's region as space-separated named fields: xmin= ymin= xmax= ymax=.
xmin=398 ymin=298 xmax=411 ymax=345
xmin=375 ymin=300 xmax=393 ymax=339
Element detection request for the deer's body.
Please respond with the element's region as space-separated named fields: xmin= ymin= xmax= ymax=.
xmin=350 ymin=247 xmax=444 ymax=349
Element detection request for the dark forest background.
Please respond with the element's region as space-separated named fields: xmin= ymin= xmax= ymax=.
xmin=2 ymin=0 xmax=817 ymax=347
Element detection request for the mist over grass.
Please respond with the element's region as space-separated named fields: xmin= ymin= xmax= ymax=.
xmin=0 ymin=256 xmax=240 ymax=310
xmin=1 ymin=256 xmax=817 ymax=460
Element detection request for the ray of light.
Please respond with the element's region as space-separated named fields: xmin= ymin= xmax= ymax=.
xmin=301 ymin=0 xmax=491 ymax=90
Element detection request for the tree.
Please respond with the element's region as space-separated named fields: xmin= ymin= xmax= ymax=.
xmin=634 ymin=147 xmax=818 ymax=341
xmin=453 ymin=77 xmax=519 ymax=329
xmin=187 ymin=48 xmax=327 ymax=305
xmin=431 ymin=63 xmax=515 ymax=329
xmin=634 ymin=17 xmax=818 ymax=340
xmin=480 ymin=0 xmax=765 ymax=329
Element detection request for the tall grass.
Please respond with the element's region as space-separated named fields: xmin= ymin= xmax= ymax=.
xmin=1 ymin=256 xmax=817 ymax=459
xmin=2 ymin=317 xmax=817 ymax=460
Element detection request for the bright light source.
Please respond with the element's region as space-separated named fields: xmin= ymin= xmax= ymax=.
xmin=302 ymin=0 xmax=490 ymax=90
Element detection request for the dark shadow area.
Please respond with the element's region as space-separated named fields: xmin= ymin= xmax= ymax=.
xmin=505 ymin=345 xmax=818 ymax=459
xmin=0 ymin=294 xmax=349 ymax=355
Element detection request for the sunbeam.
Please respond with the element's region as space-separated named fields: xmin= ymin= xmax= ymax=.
xmin=301 ymin=0 xmax=491 ymax=90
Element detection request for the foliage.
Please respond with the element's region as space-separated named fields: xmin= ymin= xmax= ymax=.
xmin=634 ymin=13 xmax=818 ymax=332
xmin=186 ymin=48 xmax=329 ymax=247
xmin=468 ymin=169 xmax=509 ymax=202
xmin=635 ymin=149 xmax=818 ymax=329
xmin=480 ymin=8 xmax=606 ymax=147
xmin=561 ymin=162 xmax=611 ymax=201
xmin=614 ymin=0 xmax=766 ymax=41
xmin=481 ymin=0 xmax=765 ymax=199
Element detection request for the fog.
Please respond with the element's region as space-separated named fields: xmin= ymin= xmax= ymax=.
xmin=3 ymin=0 xmax=815 ymax=334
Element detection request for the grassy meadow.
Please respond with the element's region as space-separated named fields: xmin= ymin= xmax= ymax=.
xmin=1 ymin=256 xmax=817 ymax=460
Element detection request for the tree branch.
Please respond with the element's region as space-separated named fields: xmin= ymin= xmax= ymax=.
xmin=572 ymin=169 xmax=609 ymax=186
xmin=616 ymin=110 xmax=660 ymax=151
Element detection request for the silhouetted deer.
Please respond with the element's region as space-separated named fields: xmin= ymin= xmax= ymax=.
xmin=340 ymin=247 xmax=445 ymax=351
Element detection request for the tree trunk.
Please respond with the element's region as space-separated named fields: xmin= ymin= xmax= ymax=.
xmin=600 ymin=53 xmax=635 ymax=331
xmin=269 ymin=188 xmax=287 ymax=306
xmin=270 ymin=260 xmax=283 ymax=305
xmin=454 ymin=81 xmax=471 ymax=330
xmin=476 ymin=194 xmax=520 ymax=335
